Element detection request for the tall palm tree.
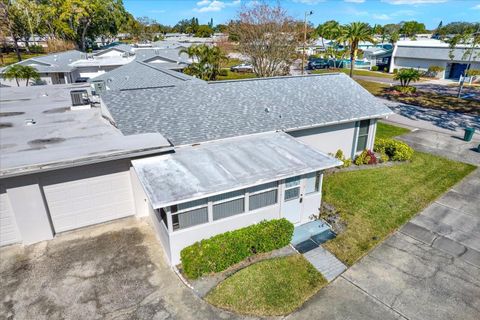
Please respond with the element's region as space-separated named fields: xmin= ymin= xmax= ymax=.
xmin=317 ymin=20 xmax=343 ymax=67
xmin=3 ymin=64 xmax=39 ymax=86
xmin=339 ymin=22 xmax=374 ymax=77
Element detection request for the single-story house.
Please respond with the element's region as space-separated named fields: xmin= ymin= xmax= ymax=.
xmin=99 ymin=73 xmax=393 ymax=264
xmin=0 ymin=73 xmax=392 ymax=266
xmin=89 ymin=61 xmax=204 ymax=92
xmin=389 ymin=39 xmax=480 ymax=79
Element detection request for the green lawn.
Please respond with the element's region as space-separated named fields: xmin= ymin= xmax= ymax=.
xmin=206 ymin=255 xmax=327 ymax=316
xmin=323 ymin=151 xmax=475 ymax=266
xmin=312 ymin=68 xmax=393 ymax=79
xmin=376 ymin=122 xmax=410 ymax=140
xmin=217 ymin=69 xmax=258 ymax=81
xmin=0 ymin=52 xmax=44 ymax=67
xmin=356 ymin=79 xmax=480 ymax=116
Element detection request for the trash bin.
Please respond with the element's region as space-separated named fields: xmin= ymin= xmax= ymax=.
xmin=464 ymin=127 xmax=475 ymax=142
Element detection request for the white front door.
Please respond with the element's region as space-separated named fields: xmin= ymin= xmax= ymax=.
xmin=282 ymin=176 xmax=303 ymax=224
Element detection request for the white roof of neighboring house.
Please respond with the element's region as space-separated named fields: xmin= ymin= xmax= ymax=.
xmin=0 ymin=84 xmax=171 ymax=178
xmin=394 ymin=39 xmax=479 ymax=61
xmin=132 ymin=131 xmax=341 ymax=208
xmin=0 ymin=50 xmax=85 ymax=74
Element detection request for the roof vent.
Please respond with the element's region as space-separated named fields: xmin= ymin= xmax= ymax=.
xmin=264 ymin=107 xmax=270 ymax=113
xmin=25 ymin=119 xmax=36 ymax=126
xmin=41 ymin=92 xmax=48 ymax=97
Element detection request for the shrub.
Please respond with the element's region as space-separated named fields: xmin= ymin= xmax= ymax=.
xmin=374 ymin=138 xmax=413 ymax=161
xmin=218 ymin=68 xmax=228 ymax=76
xmin=334 ymin=149 xmax=352 ymax=168
xmin=393 ymin=68 xmax=398 ymax=74
xmin=394 ymin=68 xmax=421 ymax=87
xmin=180 ymin=219 xmax=294 ymax=279
xmin=371 ymin=66 xmax=379 ymax=71
xmin=466 ymin=69 xmax=480 ymax=77
xmin=354 ymin=149 xmax=377 ymax=165
xmin=392 ymin=85 xmax=416 ymax=94
xmin=379 ymin=152 xmax=389 ymax=163
xmin=384 ymin=67 xmax=388 ymax=72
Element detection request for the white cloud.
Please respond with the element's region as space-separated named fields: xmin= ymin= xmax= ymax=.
xmin=372 ymin=13 xmax=392 ymax=20
xmin=292 ymin=0 xmax=325 ymax=4
xmin=382 ymin=0 xmax=448 ymax=4
xmin=194 ymin=0 xmax=240 ymax=13
xmin=344 ymin=0 xmax=366 ymax=3
xmin=473 ymin=4 xmax=480 ymax=10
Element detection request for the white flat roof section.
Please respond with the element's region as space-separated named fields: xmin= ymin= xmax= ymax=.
xmin=132 ymin=132 xmax=342 ymax=209
xmin=0 ymin=84 xmax=172 ymax=178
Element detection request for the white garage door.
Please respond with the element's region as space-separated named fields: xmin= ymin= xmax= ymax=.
xmin=0 ymin=187 xmax=21 ymax=246
xmin=41 ymin=161 xmax=135 ymax=233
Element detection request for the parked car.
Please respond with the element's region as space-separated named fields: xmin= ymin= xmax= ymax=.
xmin=230 ymin=63 xmax=253 ymax=73
xmin=307 ymin=59 xmax=329 ymax=70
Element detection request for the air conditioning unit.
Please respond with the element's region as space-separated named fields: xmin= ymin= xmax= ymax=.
xmin=70 ymin=90 xmax=91 ymax=110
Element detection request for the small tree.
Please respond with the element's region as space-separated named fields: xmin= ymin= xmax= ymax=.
xmin=338 ymin=22 xmax=374 ymax=78
xmin=394 ymin=68 xmax=420 ymax=87
xmin=427 ymin=65 xmax=445 ymax=78
xmin=3 ymin=64 xmax=39 ymax=86
xmin=180 ymin=44 xmax=226 ymax=81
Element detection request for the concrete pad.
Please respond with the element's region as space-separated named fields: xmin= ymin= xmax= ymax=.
xmin=400 ymin=222 xmax=437 ymax=245
xmin=437 ymin=190 xmax=480 ymax=217
xmin=343 ymin=233 xmax=480 ymax=320
xmin=0 ymin=218 xmax=247 ymax=320
xmin=432 ymin=235 xmax=467 ymax=257
xmin=289 ymin=277 xmax=406 ymax=320
xmin=462 ymin=248 xmax=480 ymax=268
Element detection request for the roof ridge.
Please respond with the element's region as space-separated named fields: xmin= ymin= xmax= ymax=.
xmin=136 ymin=61 xmax=193 ymax=81
xmin=208 ymin=72 xmax=345 ymax=84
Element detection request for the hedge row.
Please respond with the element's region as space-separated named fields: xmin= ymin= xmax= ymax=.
xmin=180 ymin=219 xmax=294 ymax=279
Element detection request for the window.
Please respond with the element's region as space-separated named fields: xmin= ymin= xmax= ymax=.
xmin=284 ymin=176 xmax=301 ymax=201
xmin=170 ymin=199 xmax=208 ymax=231
xmin=211 ymin=190 xmax=245 ymax=221
xmin=305 ymin=171 xmax=321 ymax=194
xmin=156 ymin=208 xmax=168 ymax=229
xmin=248 ymin=182 xmax=278 ymax=211
xmin=356 ymin=120 xmax=370 ymax=152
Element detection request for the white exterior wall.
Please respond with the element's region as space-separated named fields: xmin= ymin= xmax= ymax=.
xmin=391 ymin=57 xmax=448 ymax=78
xmin=0 ymin=159 xmax=135 ymax=246
xmin=288 ymin=120 xmax=377 ymax=160
xmin=0 ymin=186 xmax=21 ymax=246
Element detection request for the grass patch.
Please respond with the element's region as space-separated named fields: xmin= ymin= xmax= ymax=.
xmin=221 ymin=57 xmax=242 ymax=68
xmin=322 ymin=151 xmax=475 ymax=266
xmin=205 ymin=255 xmax=327 ymax=316
xmin=217 ymin=69 xmax=258 ymax=81
xmin=312 ymin=68 xmax=393 ymax=78
xmin=376 ymin=122 xmax=410 ymax=140
xmin=0 ymin=53 xmax=44 ymax=67
xmin=356 ymin=79 xmax=480 ymax=116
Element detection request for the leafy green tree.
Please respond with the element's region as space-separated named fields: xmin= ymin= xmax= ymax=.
xmin=195 ymin=25 xmax=214 ymax=38
xmin=394 ymin=68 xmax=420 ymax=87
xmin=399 ymin=21 xmax=426 ymax=39
xmin=180 ymin=44 xmax=226 ymax=80
xmin=3 ymin=64 xmax=39 ymax=86
xmin=338 ymin=22 xmax=374 ymax=78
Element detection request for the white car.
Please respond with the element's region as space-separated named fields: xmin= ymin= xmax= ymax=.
xmin=230 ymin=63 xmax=253 ymax=73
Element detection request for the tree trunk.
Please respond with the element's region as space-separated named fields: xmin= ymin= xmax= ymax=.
xmin=11 ymin=34 xmax=21 ymax=61
xmin=15 ymin=77 xmax=19 ymax=87
xmin=80 ymin=20 xmax=91 ymax=52
xmin=25 ymin=76 xmax=30 ymax=86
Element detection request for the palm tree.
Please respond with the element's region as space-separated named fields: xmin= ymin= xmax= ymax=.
xmin=3 ymin=65 xmax=39 ymax=86
xmin=21 ymin=65 xmax=40 ymax=86
xmin=317 ymin=20 xmax=343 ymax=67
xmin=339 ymin=22 xmax=374 ymax=77
xmin=180 ymin=45 xmax=226 ymax=80
xmin=394 ymin=68 xmax=420 ymax=87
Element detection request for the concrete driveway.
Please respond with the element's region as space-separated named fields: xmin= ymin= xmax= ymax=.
xmin=0 ymin=218 xmax=248 ymax=320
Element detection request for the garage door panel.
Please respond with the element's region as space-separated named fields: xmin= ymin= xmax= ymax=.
xmin=41 ymin=162 xmax=135 ymax=233
xmin=0 ymin=190 xmax=21 ymax=246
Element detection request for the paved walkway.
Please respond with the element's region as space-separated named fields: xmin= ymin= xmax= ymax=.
xmin=303 ymin=246 xmax=346 ymax=282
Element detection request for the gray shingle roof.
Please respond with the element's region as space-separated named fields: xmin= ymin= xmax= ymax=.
xmin=91 ymin=61 xmax=203 ymax=91
xmin=134 ymin=48 xmax=191 ymax=66
xmin=0 ymin=50 xmax=84 ymax=74
xmin=102 ymin=73 xmax=393 ymax=146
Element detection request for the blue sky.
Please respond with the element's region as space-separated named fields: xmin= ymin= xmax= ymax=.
xmin=124 ymin=0 xmax=480 ymax=29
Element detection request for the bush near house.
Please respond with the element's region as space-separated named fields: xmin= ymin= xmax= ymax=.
xmin=374 ymin=138 xmax=414 ymax=161
xmin=180 ymin=219 xmax=294 ymax=279
xmin=333 ymin=149 xmax=352 ymax=168
xmin=371 ymin=66 xmax=379 ymax=71
xmin=354 ymin=149 xmax=378 ymax=165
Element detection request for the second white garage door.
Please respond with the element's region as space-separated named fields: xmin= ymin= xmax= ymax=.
xmin=0 ymin=187 xmax=22 ymax=246
xmin=41 ymin=161 xmax=135 ymax=233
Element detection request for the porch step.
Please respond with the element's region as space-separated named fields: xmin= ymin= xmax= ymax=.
xmin=303 ymin=246 xmax=347 ymax=282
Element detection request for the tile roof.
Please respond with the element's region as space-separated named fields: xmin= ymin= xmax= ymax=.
xmin=102 ymin=73 xmax=393 ymax=146
xmin=91 ymin=61 xmax=204 ymax=91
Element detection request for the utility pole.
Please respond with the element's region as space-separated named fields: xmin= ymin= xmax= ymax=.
xmin=457 ymin=28 xmax=479 ymax=98
xmin=301 ymin=11 xmax=313 ymax=75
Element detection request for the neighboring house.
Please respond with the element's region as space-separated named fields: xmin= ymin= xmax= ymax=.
xmin=135 ymin=48 xmax=191 ymax=70
xmin=89 ymin=61 xmax=204 ymax=92
xmin=363 ymin=44 xmax=394 ymax=70
xmin=0 ymin=73 xmax=393 ymax=266
xmin=390 ymin=39 xmax=480 ymax=79
xmin=0 ymin=50 xmax=85 ymax=86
